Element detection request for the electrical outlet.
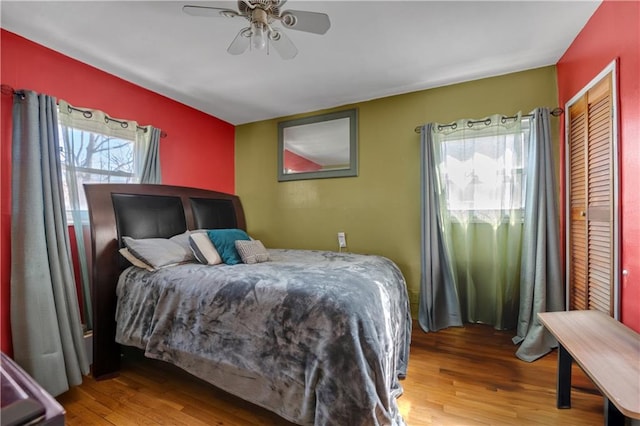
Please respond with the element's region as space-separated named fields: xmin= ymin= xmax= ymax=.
xmin=337 ymin=232 xmax=347 ymax=248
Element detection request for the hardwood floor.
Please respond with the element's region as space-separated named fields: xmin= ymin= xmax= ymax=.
xmin=57 ymin=323 xmax=603 ymax=425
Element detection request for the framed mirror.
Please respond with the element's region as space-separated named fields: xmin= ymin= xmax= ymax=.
xmin=278 ymin=109 xmax=358 ymax=181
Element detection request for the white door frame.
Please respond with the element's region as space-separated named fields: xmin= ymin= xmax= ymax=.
xmin=564 ymin=59 xmax=620 ymax=318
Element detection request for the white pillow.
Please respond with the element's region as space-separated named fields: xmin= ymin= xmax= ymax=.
xmin=169 ymin=230 xmax=194 ymax=253
xmin=123 ymin=231 xmax=194 ymax=269
xmin=235 ymin=240 xmax=270 ymax=264
xmin=119 ymin=248 xmax=154 ymax=271
xmin=189 ymin=233 xmax=222 ymax=265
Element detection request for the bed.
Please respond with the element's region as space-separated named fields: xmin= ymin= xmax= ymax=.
xmin=84 ymin=183 xmax=411 ymax=426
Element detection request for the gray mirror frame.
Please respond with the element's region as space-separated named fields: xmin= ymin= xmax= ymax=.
xmin=278 ymin=109 xmax=358 ymax=182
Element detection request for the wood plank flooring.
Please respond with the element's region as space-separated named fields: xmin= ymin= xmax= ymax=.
xmin=57 ymin=323 xmax=603 ymax=425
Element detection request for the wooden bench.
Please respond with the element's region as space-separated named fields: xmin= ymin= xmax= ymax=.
xmin=538 ymin=310 xmax=640 ymax=425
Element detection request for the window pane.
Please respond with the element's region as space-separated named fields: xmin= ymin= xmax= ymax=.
xmin=60 ymin=128 xmax=135 ymax=174
xmin=59 ymin=126 xmax=139 ymax=216
xmin=61 ymin=168 xmax=136 ymax=213
xmin=438 ymin=122 xmax=529 ymax=221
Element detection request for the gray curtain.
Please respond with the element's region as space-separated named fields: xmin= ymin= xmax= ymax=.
xmin=513 ymin=107 xmax=564 ymax=361
xmin=11 ymin=91 xmax=89 ymax=396
xmin=140 ymin=126 xmax=162 ymax=184
xmin=418 ymin=123 xmax=463 ymax=332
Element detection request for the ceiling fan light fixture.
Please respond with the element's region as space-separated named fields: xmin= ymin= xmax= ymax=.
xmin=251 ymin=22 xmax=267 ymax=50
xmin=183 ymin=1 xmax=330 ymax=59
xmin=249 ymin=7 xmax=269 ymax=50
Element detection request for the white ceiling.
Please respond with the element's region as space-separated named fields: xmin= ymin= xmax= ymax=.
xmin=1 ymin=1 xmax=601 ymax=125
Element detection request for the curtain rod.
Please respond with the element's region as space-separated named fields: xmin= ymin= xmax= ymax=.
xmin=413 ymin=107 xmax=564 ymax=134
xmin=1 ymin=84 xmax=167 ymax=138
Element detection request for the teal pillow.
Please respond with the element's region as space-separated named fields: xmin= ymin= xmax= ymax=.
xmin=207 ymin=229 xmax=251 ymax=265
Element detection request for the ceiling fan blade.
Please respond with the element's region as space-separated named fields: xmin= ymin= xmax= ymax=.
xmin=269 ymin=30 xmax=298 ymax=60
xmin=228 ymin=28 xmax=250 ymax=55
xmin=183 ymin=5 xmax=240 ymax=18
xmin=281 ymin=10 xmax=330 ymax=35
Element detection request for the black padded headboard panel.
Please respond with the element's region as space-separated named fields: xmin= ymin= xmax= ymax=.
xmin=190 ymin=197 xmax=238 ymax=230
xmin=112 ymin=193 xmax=187 ymax=244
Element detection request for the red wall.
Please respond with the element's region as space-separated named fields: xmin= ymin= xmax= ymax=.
xmin=557 ymin=0 xmax=640 ymax=331
xmin=284 ymin=149 xmax=322 ymax=172
xmin=0 ymin=30 xmax=236 ymax=355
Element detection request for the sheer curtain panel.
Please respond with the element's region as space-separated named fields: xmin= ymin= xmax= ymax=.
xmin=11 ymin=91 xmax=89 ymax=396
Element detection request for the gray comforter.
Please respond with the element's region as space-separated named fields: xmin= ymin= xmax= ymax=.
xmin=115 ymin=249 xmax=411 ymax=425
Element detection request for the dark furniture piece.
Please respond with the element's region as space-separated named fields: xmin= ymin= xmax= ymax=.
xmin=84 ymin=183 xmax=245 ymax=379
xmin=1 ymin=352 xmax=65 ymax=426
xmin=83 ymin=183 xmax=411 ymax=426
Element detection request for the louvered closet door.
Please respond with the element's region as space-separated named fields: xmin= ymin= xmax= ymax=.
xmin=568 ymin=74 xmax=614 ymax=315
xmin=569 ymin=98 xmax=588 ymax=310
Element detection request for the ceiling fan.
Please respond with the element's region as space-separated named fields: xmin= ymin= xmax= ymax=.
xmin=182 ymin=0 xmax=331 ymax=60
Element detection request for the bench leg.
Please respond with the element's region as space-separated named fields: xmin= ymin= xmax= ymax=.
xmin=557 ymin=344 xmax=572 ymax=409
xmin=604 ymin=398 xmax=626 ymax=426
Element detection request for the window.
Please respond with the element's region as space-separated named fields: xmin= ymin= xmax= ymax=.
xmin=59 ymin=127 xmax=139 ymax=216
xmin=60 ymin=130 xmax=136 ymax=183
xmin=57 ymin=100 xmax=151 ymax=220
xmin=435 ymin=117 xmax=530 ymax=223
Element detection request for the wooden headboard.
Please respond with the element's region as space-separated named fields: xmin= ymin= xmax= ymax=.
xmin=84 ymin=183 xmax=246 ymax=379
